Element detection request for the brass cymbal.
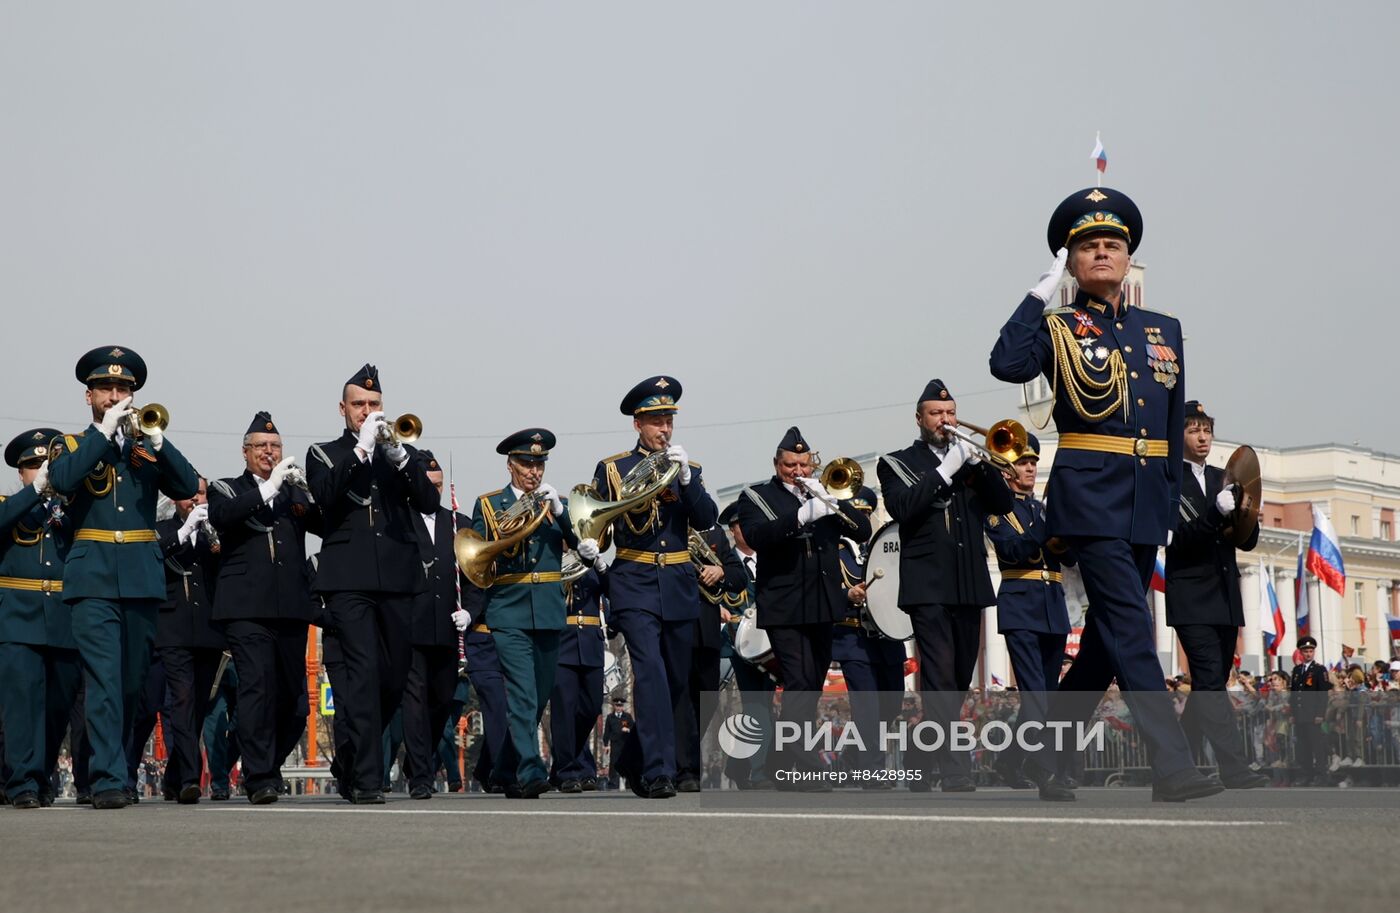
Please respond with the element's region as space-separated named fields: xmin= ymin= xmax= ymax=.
xmin=1222 ymin=444 xmax=1262 ymax=547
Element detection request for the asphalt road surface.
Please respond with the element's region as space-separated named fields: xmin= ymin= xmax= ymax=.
xmin=1 ymin=788 xmax=1393 ymax=913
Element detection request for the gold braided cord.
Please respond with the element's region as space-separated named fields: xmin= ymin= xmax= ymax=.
xmin=1045 ymin=314 xmax=1129 ymax=422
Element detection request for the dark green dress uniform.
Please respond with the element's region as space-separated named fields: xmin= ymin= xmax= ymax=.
xmin=48 ymin=347 xmax=199 ymax=803
xmin=0 ymin=428 xmax=80 ymax=806
xmin=470 ymin=429 xmax=578 ymax=796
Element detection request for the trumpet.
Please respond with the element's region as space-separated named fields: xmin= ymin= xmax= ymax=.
xmin=375 ymin=413 xmax=423 ymax=446
xmin=944 ymin=418 xmax=1029 ymax=468
xmin=200 ymin=518 xmax=222 ymax=554
xmin=284 ymin=463 xmax=311 ymax=492
xmin=567 ymin=449 xmax=680 ymax=545
xmin=454 ymin=489 xmax=550 ymax=588
xmin=123 ymin=403 xmax=170 ymax=441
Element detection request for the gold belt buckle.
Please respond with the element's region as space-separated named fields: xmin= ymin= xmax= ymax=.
xmin=654 ymin=552 xmax=664 ymax=566
xmin=1040 ymin=569 xmax=1050 ymax=582
xmin=41 ymin=579 xmax=53 ymax=594
xmin=113 ymin=530 xmax=126 ymax=543
xmin=1133 ymin=438 xmax=1149 ymax=458
xmin=530 ymin=572 xmax=540 ymax=584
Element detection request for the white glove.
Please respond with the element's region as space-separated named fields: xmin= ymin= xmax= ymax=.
xmin=383 ymin=441 xmax=408 ymax=467
xmin=30 ymin=462 xmax=49 ymax=496
xmin=1167 ymin=531 xmax=1174 ymax=547
xmin=666 ymin=444 xmax=692 ymax=486
xmin=1030 ymin=247 xmax=1069 ymax=303
xmin=145 ymin=426 xmax=165 ymax=452
xmin=592 ymin=555 xmax=610 ymax=574
xmin=451 ymin=609 xmax=471 ymax=633
xmin=578 ymin=538 xmax=600 ymax=562
xmin=98 ymin=396 xmax=135 ymax=441
xmin=356 ymin=411 xmax=386 ymax=456
xmin=259 ymin=456 xmax=297 ymax=501
xmin=178 ymin=503 xmax=209 ymax=544
xmin=536 ymin=482 xmax=565 ymax=517
xmin=1215 ymin=487 xmax=1237 ymax=515
xmin=937 ymin=438 xmax=970 ymax=484
xmin=797 ymin=497 xmax=834 ymax=525
xmin=797 ymin=476 xmax=829 ymax=499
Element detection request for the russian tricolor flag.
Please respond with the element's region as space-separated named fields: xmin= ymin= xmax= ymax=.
xmin=1259 ymin=560 xmax=1285 ymax=656
xmin=1150 ymin=553 xmax=1167 ymax=594
xmin=1091 ymin=132 xmax=1108 ymax=173
xmin=1295 ymin=548 xmax=1311 ymax=638
xmin=1306 ymin=504 xmax=1347 ymax=595
xmin=1386 ymin=613 xmax=1400 ymax=643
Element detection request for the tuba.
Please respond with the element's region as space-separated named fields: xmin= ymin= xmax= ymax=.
xmin=375 ymin=413 xmax=423 ymax=445
xmin=123 ymin=403 xmax=170 ymax=441
xmin=453 ymin=490 xmax=550 ymax=588
xmin=567 ymin=450 xmax=680 ymax=546
xmin=946 ymin=418 xmax=1029 ymax=468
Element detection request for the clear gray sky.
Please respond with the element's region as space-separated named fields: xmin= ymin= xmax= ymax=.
xmin=3 ymin=2 xmax=1395 ymax=497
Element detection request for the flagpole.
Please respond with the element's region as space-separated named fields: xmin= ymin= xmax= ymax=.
xmin=1095 ymin=130 xmax=1102 ymax=187
xmin=450 ymin=454 xmax=465 ymax=669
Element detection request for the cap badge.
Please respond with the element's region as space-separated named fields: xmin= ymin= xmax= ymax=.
xmin=654 ymin=378 xmax=670 ymax=389
xmin=1085 ymin=189 xmax=1108 ymax=203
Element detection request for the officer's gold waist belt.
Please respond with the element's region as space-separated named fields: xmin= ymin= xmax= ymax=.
xmin=74 ymin=529 xmax=158 ymax=544
xmin=469 ymin=623 xmax=491 ymax=634
xmin=615 ymin=548 xmax=690 ymax=566
xmin=836 ymin=618 xmax=863 ymax=628
xmin=568 ymin=616 xmax=602 ymax=626
xmin=1058 ymin=433 xmax=1169 ymax=459
xmin=0 ymin=576 xmax=62 ymax=593
xmin=1001 ymin=569 xmax=1064 ymax=583
xmin=493 ymin=571 xmax=562 ymax=585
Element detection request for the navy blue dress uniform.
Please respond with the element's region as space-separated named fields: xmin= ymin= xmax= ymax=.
xmin=470 ymin=429 xmax=578 ymax=798
xmin=549 ymin=567 xmax=607 ymax=791
xmin=590 ymin=377 xmax=717 ymax=795
xmin=1165 ymin=402 xmax=1266 ymax=788
xmin=674 ymin=524 xmax=749 ymax=790
xmin=716 ymin=503 xmax=777 ymax=788
xmin=875 ymin=381 xmax=1012 ymax=789
xmin=736 ymin=427 xmax=873 ymax=781
xmin=830 ymin=488 xmax=906 ymax=781
xmin=48 ymin=347 xmax=200 ymax=808
xmin=152 ymin=509 xmax=227 ymax=801
xmin=982 ymin=433 xmax=1072 ymax=785
xmin=0 ymin=428 xmax=81 ymax=807
xmin=306 ymin=366 xmax=440 ymax=802
xmin=463 ymin=613 xmax=508 ymax=792
xmin=989 ymin=189 xmax=1218 ymax=801
xmin=1289 ymin=636 xmax=1331 ymax=784
xmin=401 ymin=450 xmax=479 ymax=798
xmin=209 ymin=412 xmax=324 ymax=803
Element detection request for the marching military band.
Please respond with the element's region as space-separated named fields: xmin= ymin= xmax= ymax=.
xmin=2 ymin=185 xmax=1265 ymax=810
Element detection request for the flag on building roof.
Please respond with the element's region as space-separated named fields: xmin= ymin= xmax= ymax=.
xmin=1306 ymin=504 xmax=1347 ymax=595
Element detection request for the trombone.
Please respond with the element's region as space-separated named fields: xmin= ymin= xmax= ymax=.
xmin=375 ymin=413 xmax=423 ymax=446
xmin=944 ymin=418 xmax=1029 ymax=469
xmin=799 ymin=454 xmax=863 ymax=531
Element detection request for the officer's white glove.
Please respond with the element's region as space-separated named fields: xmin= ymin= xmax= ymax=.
xmin=145 ymin=425 xmax=165 ymax=452
xmin=178 ymin=503 xmax=209 ymax=544
xmin=666 ymin=444 xmax=692 ymax=486
xmin=592 ymin=555 xmax=610 ymax=574
xmin=97 ymin=397 xmax=135 ymax=441
xmin=30 ymin=462 xmax=49 ymax=496
xmin=1214 ymin=487 xmax=1237 ymax=515
xmin=1030 ymin=247 xmax=1069 ymax=304
xmin=797 ymin=497 xmax=834 ymax=525
xmin=536 ymin=482 xmax=565 ymax=517
xmin=356 ymin=411 xmax=386 ymax=457
xmin=797 ymin=476 xmax=829 ymax=499
xmin=937 ymin=438 xmax=970 ymax=484
xmin=382 ymin=441 xmax=408 ymax=468
xmin=259 ymin=456 xmax=297 ymax=501
xmin=451 ymin=609 xmax=472 ymax=633
xmin=578 ymin=538 xmax=600 ymax=562
xmin=1167 ymin=531 xmax=1174 ymax=547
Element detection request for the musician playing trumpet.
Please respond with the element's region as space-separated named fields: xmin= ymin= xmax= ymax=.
xmin=469 ymin=428 xmax=579 ymax=799
xmin=583 ymin=376 xmax=716 ymax=799
xmin=735 ymin=426 xmax=871 ymax=790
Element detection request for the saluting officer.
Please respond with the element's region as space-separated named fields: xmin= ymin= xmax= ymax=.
xmin=877 ymin=380 xmax=1012 ymax=792
xmin=401 ymin=451 xmax=479 ymax=800
xmin=584 ymin=377 xmax=717 ymax=799
xmin=208 ymin=411 xmax=322 ymax=804
xmin=1166 ymin=401 xmax=1268 ymax=789
xmin=737 ymin=427 xmax=872 ymax=787
xmin=470 ymin=428 xmax=577 ymax=798
xmin=983 ymin=433 xmax=1072 ymax=793
xmin=675 ymin=520 xmax=749 ymax=792
xmin=0 ymin=428 xmax=80 ymax=808
xmin=154 ymin=477 xmax=228 ymax=803
xmin=549 ymin=556 xmax=609 ymax=793
xmin=831 ymin=487 xmax=905 ymax=785
xmin=306 ymin=365 xmax=440 ymax=804
xmin=49 ymin=347 xmax=200 ymax=809
xmin=989 ymin=188 xmax=1221 ymax=803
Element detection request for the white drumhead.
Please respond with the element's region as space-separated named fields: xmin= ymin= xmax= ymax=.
xmin=864 ymin=522 xmax=912 ymax=641
xmin=733 ymin=609 xmax=772 ymax=660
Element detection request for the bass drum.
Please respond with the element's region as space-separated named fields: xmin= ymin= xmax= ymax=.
xmin=604 ymin=650 xmax=623 ymax=697
xmin=733 ymin=608 xmax=783 ymax=684
xmin=863 ymin=522 xmax=912 ymax=641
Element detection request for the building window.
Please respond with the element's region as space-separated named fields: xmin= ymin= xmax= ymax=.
xmin=1351 ymin=515 xmax=1360 ymax=535
xmin=1383 ymin=520 xmax=1393 ymax=540
xmin=1354 ymin=582 xmax=1364 ymax=617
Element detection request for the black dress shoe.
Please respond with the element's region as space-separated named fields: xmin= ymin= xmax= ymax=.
xmin=124 ymin=788 xmax=140 ymax=805
xmin=249 ymin=786 xmax=280 ymax=805
xmin=210 ymin=787 xmax=230 ymax=801
xmin=76 ymin=791 xmax=92 ymax=805
xmin=860 ymin=779 xmax=897 ymax=790
xmin=579 ymin=777 xmax=598 ymax=792
xmin=92 ymin=789 xmax=130 ymax=809
xmin=940 ymin=775 xmax=977 ymax=793
xmin=645 ymin=777 xmax=677 ymax=799
xmin=349 ymin=789 xmax=386 ymax=805
xmin=178 ymin=784 xmax=201 ymax=805
xmin=1219 ymin=770 xmax=1271 ymax=790
xmin=994 ymin=755 xmax=1035 ymax=789
xmin=1037 ymin=775 xmax=1077 ymax=802
xmin=162 ymin=790 xmax=178 ymax=802
xmin=520 ymin=780 xmax=551 ymax=799
xmin=908 ymin=778 xmax=934 ymax=793
xmin=409 ymin=785 xmax=434 ymax=800
xmin=1152 ymin=770 xmax=1226 ymax=803
xmin=12 ymin=792 xmax=42 ymax=810
xmin=676 ymin=775 xmax=702 ymax=793
xmin=557 ymin=779 xmax=584 ymax=794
